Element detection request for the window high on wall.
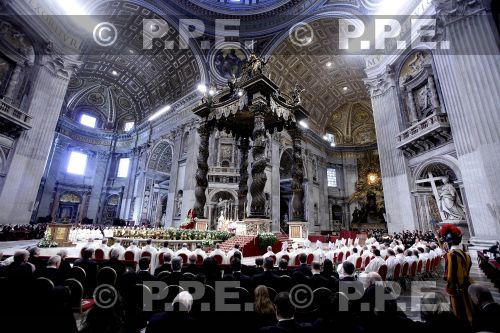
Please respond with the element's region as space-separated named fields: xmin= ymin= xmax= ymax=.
xmin=327 ymin=168 xmax=337 ymax=187
xmin=80 ymin=114 xmax=96 ymax=128
xmin=124 ymin=121 xmax=134 ymax=132
xmin=117 ymin=158 xmax=130 ymax=178
xmin=67 ymin=151 xmax=88 ymax=175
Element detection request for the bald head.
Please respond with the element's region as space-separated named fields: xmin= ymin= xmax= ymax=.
xmin=468 ymin=284 xmax=494 ymax=306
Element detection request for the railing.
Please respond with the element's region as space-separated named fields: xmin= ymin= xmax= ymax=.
xmin=396 ymin=113 xmax=450 ymax=147
xmin=0 ymin=98 xmax=32 ymax=129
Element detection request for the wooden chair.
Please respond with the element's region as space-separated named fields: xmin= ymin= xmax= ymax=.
xmin=364 ymin=256 xmax=371 ymax=268
xmin=378 ymin=265 xmax=388 ymax=281
xmin=97 ymin=267 xmax=117 ymax=286
xmin=196 ymin=254 xmax=204 ymax=265
xmin=306 ymin=253 xmax=314 ymax=265
xmin=409 ymin=261 xmax=417 ymax=280
xmin=401 ymin=262 xmax=409 ymax=279
xmin=267 ymin=287 xmax=278 ymax=301
xmin=157 ymin=252 xmax=165 ymax=266
xmin=182 ymin=272 xmax=196 ymax=280
xmin=124 ymin=250 xmax=136 ymax=261
xmin=34 ymin=277 xmax=54 ymax=300
xmin=355 ymin=257 xmax=363 ymax=271
xmin=157 ymin=270 xmax=171 ymax=281
xmin=162 ymin=285 xmax=185 ymax=303
xmin=70 ymin=266 xmax=87 ymax=288
xmin=141 ymin=251 xmax=152 ymax=259
xmin=313 ymin=287 xmax=332 ymax=310
xmin=94 ymin=248 xmax=105 ymax=261
xmin=64 ymin=278 xmax=95 ymax=313
xmin=281 ymin=254 xmax=290 ymax=262
xmin=392 ymin=263 xmax=401 ymax=281
xmin=337 ymin=252 xmax=344 ymax=264
xmin=345 ymin=251 xmax=350 ymax=259
xmin=178 ymin=253 xmax=188 ymax=264
xmin=294 ymin=255 xmax=301 ymax=266
xmin=212 ymin=254 xmax=223 ymax=265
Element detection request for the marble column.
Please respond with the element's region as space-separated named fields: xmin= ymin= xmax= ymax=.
xmin=270 ymin=136 xmax=281 ymax=232
xmin=237 ymin=137 xmax=250 ymax=221
xmin=432 ymin=0 xmax=500 ymax=244
xmin=249 ymin=106 xmax=267 ymax=217
xmin=0 ymin=54 xmax=80 ymax=224
xmin=194 ymin=123 xmax=210 ymax=218
xmin=365 ymin=67 xmax=418 ymax=233
xmin=290 ymin=127 xmax=305 ymax=221
xmin=165 ymin=129 xmax=183 ymax=225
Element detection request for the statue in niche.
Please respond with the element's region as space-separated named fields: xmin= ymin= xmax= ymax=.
xmin=416 ymin=84 xmax=432 ymax=115
xmin=291 ymin=83 xmax=304 ymax=105
xmin=176 ymin=192 xmax=183 ymax=216
xmin=439 ymin=177 xmax=466 ymax=220
xmin=228 ymin=74 xmax=237 ymax=94
xmin=217 ymin=211 xmax=226 ymax=231
xmin=352 ymin=207 xmax=360 ymax=224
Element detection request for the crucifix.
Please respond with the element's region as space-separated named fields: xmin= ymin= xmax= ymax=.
xmin=415 ymin=172 xmax=447 ymax=221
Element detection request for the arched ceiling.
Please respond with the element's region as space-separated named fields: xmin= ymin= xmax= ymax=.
xmin=64 ymin=1 xmax=202 ymax=126
xmin=267 ymin=18 xmax=374 ymax=145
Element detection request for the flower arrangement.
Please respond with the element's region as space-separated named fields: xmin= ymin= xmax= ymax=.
xmin=257 ymin=232 xmax=278 ymax=249
xmin=37 ymin=229 xmax=58 ymax=248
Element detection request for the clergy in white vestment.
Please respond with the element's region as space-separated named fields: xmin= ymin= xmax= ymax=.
xmin=312 ymin=240 xmax=324 ymax=263
xmin=97 ymin=239 xmax=110 ymax=258
xmin=385 ymin=249 xmax=399 ymax=279
xmin=364 ymin=249 xmax=386 ymax=273
xmin=209 ymin=243 xmax=227 ymax=262
xmin=174 ymin=243 xmax=192 ymax=258
xmin=225 ymin=243 xmax=243 ymax=263
xmin=276 ymin=242 xmax=289 ymax=262
xmin=395 ymin=247 xmax=407 ymax=267
xmin=347 ymin=247 xmax=361 ymax=267
xmin=141 ymin=239 xmax=159 ymax=268
xmin=262 ymin=246 xmax=276 ymax=260
xmin=303 ymin=240 xmax=313 ymax=255
xmin=379 ymin=244 xmax=388 ymax=259
xmin=158 ymin=241 xmax=174 ymax=258
xmin=84 ymin=238 xmax=96 ymax=251
xmin=126 ymin=241 xmax=142 ymax=261
xmin=192 ymin=243 xmax=207 ymax=259
xmin=110 ymin=240 xmax=126 ymax=259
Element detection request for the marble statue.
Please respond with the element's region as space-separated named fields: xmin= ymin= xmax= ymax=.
xmin=217 ymin=211 xmax=225 ymax=231
xmin=291 ymin=83 xmax=304 ymax=105
xmin=439 ymin=177 xmax=466 ymax=220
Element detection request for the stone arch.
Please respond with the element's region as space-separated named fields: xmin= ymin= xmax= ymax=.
xmin=413 ymin=156 xmax=462 ymax=187
xmin=147 ymin=140 xmax=173 ymax=174
xmin=208 ymin=189 xmax=237 ymax=204
xmin=280 ymin=148 xmax=293 ymax=179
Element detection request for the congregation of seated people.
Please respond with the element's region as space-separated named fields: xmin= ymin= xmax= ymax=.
xmin=0 ymin=239 xmax=499 ymax=333
xmin=0 ymin=223 xmax=47 ymax=241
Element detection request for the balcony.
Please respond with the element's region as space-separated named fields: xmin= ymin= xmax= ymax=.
xmin=396 ymin=113 xmax=452 ymax=157
xmin=0 ymin=98 xmax=32 ymax=137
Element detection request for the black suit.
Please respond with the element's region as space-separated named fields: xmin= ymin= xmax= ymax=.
xmin=339 ymin=276 xmax=364 ymax=298
xmin=38 ymin=267 xmax=64 ymax=286
xmin=472 ymin=302 xmax=500 ymax=333
xmin=146 ymin=311 xmax=197 ymax=333
xmin=260 ymin=319 xmax=312 ymax=333
xmin=73 ymin=258 xmax=98 ymax=295
xmin=28 ymin=256 xmax=45 ymax=273
xmin=294 ymin=264 xmax=312 ymax=277
xmin=101 ymin=257 xmax=126 ymax=277
xmin=165 ymin=271 xmax=183 ymax=286
xmin=252 ymin=270 xmax=280 ymax=290
xmin=308 ymin=273 xmax=330 ymax=290
xmin=155 ymin=263 xmax=172 ymax=277
xmin=137 ymin=270 xmax=157 ymax=284
xmin=58 ymin=260 xmax=71 ymax=281
xmin=231 ymin=271 xmax=252 ymax=291
xmin=182 ymin=264 xmax=200 ymax=275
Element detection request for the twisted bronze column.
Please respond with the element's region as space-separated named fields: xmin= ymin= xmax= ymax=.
xmin=194 ymin=123 xmax=210 ymax=218
xmin=238 ymin=137 xmax=250 ymax=220
xmin=291 ymin=127 xmax=305 ymax=221
xmin=250 ymin=106 xmax=268 ymax=217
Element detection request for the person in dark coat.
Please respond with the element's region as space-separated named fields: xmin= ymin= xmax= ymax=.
xmin=28 ymin=246 xmax=45 ymax=273
xmin=37 ymin=255 xmax=64 ymax=286
xmin=74 ymin=247 xmax=98 ymax=296
xmin=308 ymin=262 xmax=331 ymax=290
xmin=253 ymin=257 xmax=280 ymax=291
xmin=469 ymin=284 xmax=500 ymax=333
xmin=293 ymin=253 xmax=312 ymax=277
xmin=146 ymin=291 xmax=197 ymax=333
xmin=136 ymin=256 xmax=157 ymax=284
xmin=154 ymin=252 xmax=172 ymax=277
xmin=101 ymin=248 xmax=126 ymax=278
xmin=260 ymin=292 xmax=312 ymax=333
xmin=224 ymin=257 xmax=252 ymax=291
xmin=182 ymin=254 xmax=200 ymax=275
xmin=57 ymin=250 xmax=72 ymax=281
xmin=165 ymin=256 xmax=183 ymax=286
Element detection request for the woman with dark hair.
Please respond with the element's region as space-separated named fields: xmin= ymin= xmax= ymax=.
xmin=252 ymin=285 xmax=276 ymax=330
xmin=321 ymin=259 xmax=339 ymax=279
xmin=201 ymin=256 xmax=220 ymax=286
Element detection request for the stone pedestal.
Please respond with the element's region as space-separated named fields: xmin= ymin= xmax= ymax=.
xmin=244 ymin=218 xmax=271 ymax=235
xmin=195 ymin=219 xmax=209 ymax=231
xmin=288 ymin=221 xmax=308 ymax=241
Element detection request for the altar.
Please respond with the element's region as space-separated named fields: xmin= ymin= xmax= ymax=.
xmin=191 ymin=54 xmax=309 ymax=236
